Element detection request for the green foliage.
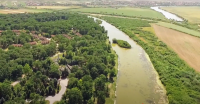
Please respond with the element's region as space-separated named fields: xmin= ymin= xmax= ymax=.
xmin=112 ymin=38 xmax=131 ymax=49
xmin=102 ymin=16 xmax=200 ymax=104
xmin=66 ymin=88 xmax=83 ymax=104
xmin=0 ymin=12 xmax=116 ymax=104
xmin=69 ymin=7 xmax=165 ymax=19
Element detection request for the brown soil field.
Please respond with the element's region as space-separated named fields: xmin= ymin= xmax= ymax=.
xmin=152 ymin=24 xmax=200 ymax=72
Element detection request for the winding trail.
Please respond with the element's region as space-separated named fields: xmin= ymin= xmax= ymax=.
xmin=45 ymin=78 xmax=69 ymax=104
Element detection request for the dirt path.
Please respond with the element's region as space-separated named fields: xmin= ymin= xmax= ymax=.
xmin=152 ymin=24 xmax=200 ymax=72
xmin=11 ymin=74 xmax=25 ymax=86
xmin=45 ymin=78 xmax=69 ymax=104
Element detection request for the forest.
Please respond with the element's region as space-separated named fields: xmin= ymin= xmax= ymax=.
xmin=0 ymin=12 xmax=116 ymax=104
xmin=112 ymin=38 xmax=131 ymax=49
xmin=102 ymin=16 xmax=200 ymax=104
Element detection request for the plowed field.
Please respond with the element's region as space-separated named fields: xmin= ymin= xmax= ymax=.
xmin=152 ymin=24 xmax=200 ymax=72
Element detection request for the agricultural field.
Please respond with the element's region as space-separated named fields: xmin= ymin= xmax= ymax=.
xmin=69 ymin=7 xmax=166 ymax=19
xmin=156 ymin=22 xmax=200 ymax=37
xmin=152 ymin=24 xmax=200 ymax=72
xmin=27 ymin=6 xmax=82 ymax=10
xmin=161 ymin=6 xmax=200 ymax=23
xmin=0 ymin=9 xmax=52 ymax=14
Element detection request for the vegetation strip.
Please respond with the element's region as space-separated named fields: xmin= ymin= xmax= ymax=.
xmin=102 ymin=16 xmax=200 ymax=104
xmin=156 ymin=22 xmax=200 ymax=37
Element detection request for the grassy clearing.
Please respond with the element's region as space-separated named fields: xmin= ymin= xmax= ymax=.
xmin=69 ymin=7 xmax=165 ymax=19
xmin=156 ymin=22 xmax=200 ymax=37
xmin=27 ymin=6 xmax=82 ymax=10
xmin=45 ymin=100 xmax=50 ymax=104
xmin=0 ymin=9 xmax=52 ymax=14
xmin=142 ymin=27 xmax=155 ymax=34
xmin=161 ymin=6 xmax=200 ymax=23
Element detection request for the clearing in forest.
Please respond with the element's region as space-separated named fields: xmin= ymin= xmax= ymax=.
xmin=152 ymin=24 xmax=200 ymax=72
xmin=161 ymin=6 xmax=200 ymax=23
xmin=69 ymin=7 xmax=165 ymax=19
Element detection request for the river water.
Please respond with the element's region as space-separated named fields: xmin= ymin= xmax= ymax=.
xmin=151 ymin=7 xmax=183 ymax=21
xmin=92 ymin=17 xmax=168 ymax=104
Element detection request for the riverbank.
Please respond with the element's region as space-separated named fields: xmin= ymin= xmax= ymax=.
xmin=150 ymin=7 xmax=183 ymax=21
xmin=98 ymin=17 xmax=168 ymax=104
xmin=105 ymin=40 xmax=118 ymax=104
xmin=102 ymin=16 xmax=200 ymax=104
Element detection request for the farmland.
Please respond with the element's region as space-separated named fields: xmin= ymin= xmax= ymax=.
xmin=0 ymin=9 xmax=52 ymax=14
xmin=153 ymin=24 xmax=200 ymax=72
xmin=69 ymin=7 xmax=166 ymax=19
xmin=156 ymin=22 xmax=200 ymax=37
xmin=161 ymin=6 xmax=200 ymax=23
xmin=27 ymin=6 xmax=82 ymax=10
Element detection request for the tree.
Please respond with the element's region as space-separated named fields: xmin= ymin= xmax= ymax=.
xmin=97 ymin=91 xmax=106 ymax=104
xmin=110 ymin=68 xmax=116 ymax=81
xmin=23 ymin=64 xmax=32 ymax=76
xmin=67 ymin=77 xmax=78 ymax=89
xmin=49 ymin=64 xmax=60 ymax=79
xmin=58 ymin=44 xmax=65 ymax=52
xmin=82 ymin=81 xmax=93 ymax=102
xmin=66 ymin=88 xmax=83 ymax=104
xmin=87 ymin=99 xmax=94 ymax=104
xmin=0 ymin=82 xmax=12 ymax=101
xmin=29 ymin=93 xmax=46 ymax=104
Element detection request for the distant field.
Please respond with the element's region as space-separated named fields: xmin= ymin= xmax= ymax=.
xmin=0 ymin=9 xmax=52 ymax=14
xmin=156 ymin=22 xmax=200 ymax=37
xmin=161 ymin=6 xmax=200 ymax=23
xmin=27 ymin=6 xmax=82 ymax=10
xmin=153 ymin=24 xmax=200 ymax=72
xmin=69 ymin=7 xmax=166 ymax=19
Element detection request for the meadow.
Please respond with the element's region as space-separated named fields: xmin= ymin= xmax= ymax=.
xmin=27 ymin=6 xmax=82 ymax=10
xmin=156 ymin=22 xmax=200 ymax=37
xmin=161 ymin=6 xmax=200 ymax=23
xmin=0 ymin=9 xmax=52 ymax=14
xmin=69 ymin=7 xmax=166 ymax=19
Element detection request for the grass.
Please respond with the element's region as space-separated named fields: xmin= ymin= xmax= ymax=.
xmin=45 ymin=100 xmax=50 ymax=104
xmin=69 ymin=7 xmax=165 ymax=19
xmin=27 ymin=6 xmax=82 ymax=10
xmin=0 ymin=9 xmax=52 ymax=14
xmin=161 ymin=6 xmax=200 ymax=23
xmin=156 ymin=22 xmax=200 ymax=37
xmin=142 ymin=27 xmax=155 ymax=34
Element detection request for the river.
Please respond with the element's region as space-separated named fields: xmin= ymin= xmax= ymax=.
xmin=92 ymin=17 xmax=168 ymax=104
xmin=151 ymin=7 xmax=183 ymax=21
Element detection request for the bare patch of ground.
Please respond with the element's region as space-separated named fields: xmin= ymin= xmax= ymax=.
xmin=152 ymin=24 xmax=200 ymax=72
xmin=135 ymin=34 xmax=147 ymax=43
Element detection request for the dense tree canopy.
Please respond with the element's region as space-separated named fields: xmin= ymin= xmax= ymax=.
xmin=0 ymin=12 xmax=116 ymax=104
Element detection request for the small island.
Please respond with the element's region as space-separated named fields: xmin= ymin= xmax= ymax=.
xmin=112 ymin=38 xmax=131 ymax=49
